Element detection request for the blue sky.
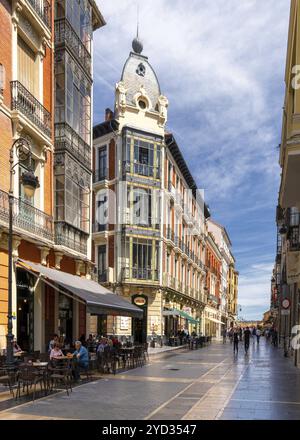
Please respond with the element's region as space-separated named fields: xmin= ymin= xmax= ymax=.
xmin=93 ymin=0 xmax=290 ymax=320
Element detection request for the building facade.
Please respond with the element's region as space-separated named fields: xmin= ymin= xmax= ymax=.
xmin=0 ymin=0 xmax=105 ymax=353
xmin=274 ymin=0 xmax=300 ymax=366
xmin=92 ymin=36 xmax=217 ymax=344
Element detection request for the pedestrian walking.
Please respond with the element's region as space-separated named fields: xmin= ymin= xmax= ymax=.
xmin=239 ymin=327 xmax=243 ymax=341
xmin=256 ymin=328 xmax=261 ymax=345
xmin=252 ymin=327 xmax=256 ymax=344
xmin=222 ymin=328 xmax=227 ymax=344
xmin=244 ymin=326 xmax=251 ymax=355
xmin=233 ymin=328 xmax=239 ymax=354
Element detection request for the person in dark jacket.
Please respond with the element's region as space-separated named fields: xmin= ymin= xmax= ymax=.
xmin=244 ymin=327 xmax=251 ymax=354
xmin=233 ymin=329 xmax=239 ymax=354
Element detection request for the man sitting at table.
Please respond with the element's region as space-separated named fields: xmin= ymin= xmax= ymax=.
xmin=50 ymin=343 xmax=64 ymax=360
xmin=73 ymin=341 xmax=89 ymax=381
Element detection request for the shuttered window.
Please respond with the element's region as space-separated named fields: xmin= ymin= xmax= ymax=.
xmin=17 ymin=37 xmax=38 ymax=97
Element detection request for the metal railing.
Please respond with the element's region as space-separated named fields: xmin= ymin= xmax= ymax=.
xmin=123 ymin=161 xmax=160 ymax=179
xmin=93 ymin=168 xmax=108 ymax=183
xmin=0 ymin=189 xmax=53 ymax=241
xmin=55 ymin=123 xmax=91 ymax=170
xmin=55 ymin=222 xmax=88 ymax=255
xmin=122 ymin=267 xmax=159 ymax=281
xmin=11 ymin=81 xmax=51 ymax=138
xmin=55 ymin=18 xmax=91 ymax=75
xmin=27 ymin=0 xmax=52 ymax=30
xmin=93 ymin=222 xmax=109 ymax=233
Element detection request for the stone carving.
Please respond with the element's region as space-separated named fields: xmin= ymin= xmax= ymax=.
xmin=158 ymin=95 xmax=169 ymax=126
xmin=115 ymin=81 xmax=127 ymax=117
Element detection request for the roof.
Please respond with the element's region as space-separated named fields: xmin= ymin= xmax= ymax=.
xmin=120 ymin=52 xmax=161 ymax=112
xmin=90 ymin=0 xmax=106 ymax=30
xmin=165 ymin=133 xmax=210 ymax=218
xmin=208 ymin=218 xmax=232 ymax=246
xmin=93 ymin=119 xmax=119 ymax=139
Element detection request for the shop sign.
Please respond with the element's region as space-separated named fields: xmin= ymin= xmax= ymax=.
xmin=134 ymin=296 xmax=146 ymax=307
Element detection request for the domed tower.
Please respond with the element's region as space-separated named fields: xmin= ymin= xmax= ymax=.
xmin=115 ymin=36 xmax=168 ymax=134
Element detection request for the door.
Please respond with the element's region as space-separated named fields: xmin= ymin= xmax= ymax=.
xmin=132 ymin=295 xmax=148 ymax=344
xmin=16 ymin=269 xmax=34 ymax=352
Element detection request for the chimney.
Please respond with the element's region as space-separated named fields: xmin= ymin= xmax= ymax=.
xmin=105 ymin=108 xmax=114 ymax=121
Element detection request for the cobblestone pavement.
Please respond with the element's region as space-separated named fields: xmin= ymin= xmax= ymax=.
xmin=1 ymin=339 xmax=300 ymax=420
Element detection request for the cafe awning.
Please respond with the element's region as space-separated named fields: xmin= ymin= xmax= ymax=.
xmin=163 ymin=308 xmax=199 ymax=325
xmin=17 ymin=259 xmax=143 ymax=319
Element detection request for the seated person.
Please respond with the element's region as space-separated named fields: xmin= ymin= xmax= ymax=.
xmin=48 ymin=334 xmax=59 ymax=353
xmin=13 ymin=339 xmax=22 ymax=354
xmin=73 ymin=341 xmax=89 ymax=381
xmin=50 ymin=343 xmax=64 ymax=360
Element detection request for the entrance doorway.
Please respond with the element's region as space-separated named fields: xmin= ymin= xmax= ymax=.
xmin=58 ymin=293 xmax=73 ymax=344
xmin=16 ymin=269 xmax=35 ymax=352
xmin=132 ymin=295 xmax=148 ymax=344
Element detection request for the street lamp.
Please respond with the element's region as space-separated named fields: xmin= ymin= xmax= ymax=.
xmin=6 ymin=138 xmax=39 ymax=367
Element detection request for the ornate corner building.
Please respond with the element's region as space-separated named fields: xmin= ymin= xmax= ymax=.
xmin=92 ymin=36 xmax=239 ymax=344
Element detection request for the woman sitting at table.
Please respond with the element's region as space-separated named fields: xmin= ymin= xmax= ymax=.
xmin=50 ymin=343 xmax=64 ymax=360
xmin=13 ymin=339 xmax=22 ymax=354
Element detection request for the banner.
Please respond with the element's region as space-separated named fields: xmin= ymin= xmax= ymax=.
xmin=286 ymin=251 xmax=300 ymax=285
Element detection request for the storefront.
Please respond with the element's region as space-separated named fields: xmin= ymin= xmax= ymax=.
xmin=16 ymin=259 xmax=143 ymax=351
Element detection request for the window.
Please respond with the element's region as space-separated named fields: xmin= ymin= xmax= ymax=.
xmin=98 ymin=146 xmax=107 ymax=179
xmin=55 ymin=53 xmax=91 ymax=145
xmin=55 ymin=157 xmax=90 ymax=234
xmin=17 ymin=37 xmax=38 ymax=97
xmin=95 ymin=190 xmax=108 ymax=231
xmin=98 ymin=245 xmax=107 ymax=282
xmin=65 ymin=0 xmax=92 ymax=52
xmin=129 ymin=238 xmax=159 ymax=280
xmin=123 ymin=135 xmax=161 ymax=179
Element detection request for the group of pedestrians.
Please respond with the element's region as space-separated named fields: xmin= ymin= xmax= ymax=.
xmin=228 ymin=326 xmax=262 ymax=355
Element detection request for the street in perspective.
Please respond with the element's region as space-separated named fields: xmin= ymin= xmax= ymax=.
xmin=0 ymin=0 xmax=300 ymax=423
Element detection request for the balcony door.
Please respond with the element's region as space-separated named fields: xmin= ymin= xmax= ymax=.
xmin=98 ymin=245 xmax=107 ymax=283
xmin=98 ymin=146 xmax=107 ymax=180
xmin=17 ymin=36 xmax=39 ymax=97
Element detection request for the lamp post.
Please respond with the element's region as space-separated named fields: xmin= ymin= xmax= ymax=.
xmin=6 ymin=138 xmax=39 ymax=367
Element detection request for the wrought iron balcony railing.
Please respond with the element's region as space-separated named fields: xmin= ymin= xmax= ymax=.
xmin=55 ymin=222 xmax=88 ymax=255
xmin=55 ymin=18 xmax=91 ymax=75
xmin=122 ymin=267 xmax=159 ymax=281
xmin=93 ymin=168 xmax=108 ymax=183
xmin=93 ymin=222 xmax=109 ymax=233
xmin=11 ymin=81 xmax=51 ymax=138
xmin=0 ymin=189 xmax=53 ymax=241
xmin=27 ymin=0 xmax=52 ymax=30
xmin=55 ymin=123 xmax=91 ymax=170
xmin=122 ymin=161 xmax=160 ymax=179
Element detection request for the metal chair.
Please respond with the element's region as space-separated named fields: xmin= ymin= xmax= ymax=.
xmin=16 ymin=365 xmax=44 ymax=401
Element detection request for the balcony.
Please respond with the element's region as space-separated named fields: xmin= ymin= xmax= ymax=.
xmin=123 ymin=161 xmax=160 ymax=179
xmin=11 ymin=81 xmax=51 ymax=138
xmin=27 ymin=0 xmax=52 ymax=30
xmin=287 ymin=211 xmax=300 ymax=250
xmin=55 ymin=123 xmax=91 ymax=170
xmin=122 ymin=267 xmax=159 ymax=282
xmin=55 ymin=18 xmax=91 ymax=75
xmin=93 ymin=168 xmax=108 ymax=184
xmin=93 ymin=222 xmax=109 ymax=233
xmin=55 ymin=222 xmax=88 ymax=255
xmin=0 ymin=189 xmax=53 ymax=242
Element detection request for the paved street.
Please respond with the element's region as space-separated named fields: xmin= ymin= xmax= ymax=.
xmin=1 ymin=339 xmax=300 ymax=420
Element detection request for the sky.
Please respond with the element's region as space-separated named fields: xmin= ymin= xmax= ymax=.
xmin=93 ymin=0 xmax=290 ymax=320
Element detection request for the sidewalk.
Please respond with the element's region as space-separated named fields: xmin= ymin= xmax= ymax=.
xmin=148 ymin=344 xmax=187 ymax=358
